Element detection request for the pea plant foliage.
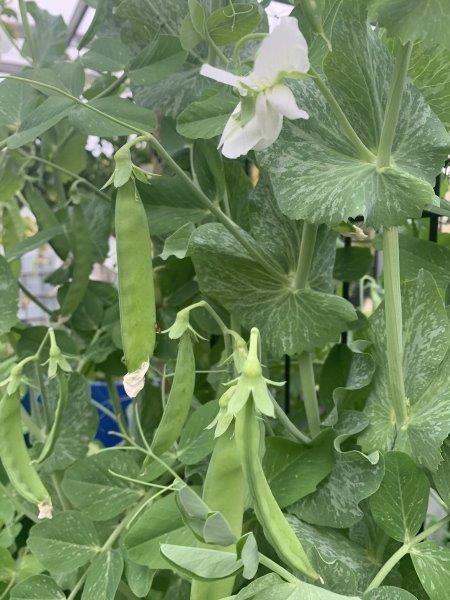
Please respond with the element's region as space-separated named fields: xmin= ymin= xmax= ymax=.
xmin=0 ymin=0 xmax=450 ymax=599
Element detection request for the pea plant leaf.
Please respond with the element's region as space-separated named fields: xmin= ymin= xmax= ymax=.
xmin=160 ymin=544 xmax=243 ymax=580
xmin=372 ymin=0 xmax=450 ymax=49
xmin=410 ymin=541 xmax=450 ymax=600
xmin=0 ymin=255 xmax=19 ymax=336
xmin=28 ymin=511 xmax=100 ymax=574
xmin=290 ymin=412 xmax=384 ymax=529
xmin=369 ymin=452 xmax=430 ymax=542
xmin=432 ymin=440 xmax=450 ymax=506
xmin=189 ymin=179 xmax=356 ymax=356
xmin=81 ymin=549 xmax=124 ymax=600
xmin=286 ymin=517 xmax=381 ymax=594
xmin=10 ymin=575 xmax=66 ymax=600
xmin=61 ymin=450 xmax=145 ymax=521
xmin=359 ymin=270 xmax=450 ymax=469
xmin=363 ymin=588 xmax=419 ymax=600
xmin=124 ymin=493 xmax=196 ymax=569
xmin=177 ymin=88 xmax=237 ymax=139
xmin=258 ymin=1 xmax=449 ymax=228
xmin=399 ymin=234 xmax=450 ymax=289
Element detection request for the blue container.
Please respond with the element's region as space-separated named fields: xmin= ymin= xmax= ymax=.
xmin=91 ymin=382 xmax=131 ymax=447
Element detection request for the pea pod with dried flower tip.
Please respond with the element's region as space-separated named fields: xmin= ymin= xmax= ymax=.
xmin=115 ymin=179 xmax=156 ymax=397
xmin=0 ymin=390 xmax=52 ymax=519
xmin=151 ymin=332 xmax=195 ymax=456
xmin=235 ymin=398 xmax=319 ymax=581
xmin=190 ymin=426 xmax=245 ymax=600
xmin=59 ymin=204 xmax=93 ymax=317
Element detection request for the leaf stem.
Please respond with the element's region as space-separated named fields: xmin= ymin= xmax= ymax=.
xmin=258 ymin=552 xmax=299 ymax=584
xmin=383 ymin=226 xmax=408 ymax=426
xmin=18 ymin=281 xmax=53 ymax=316
xmin=294 ymin=222 xmax=320 ymax=438
xmin=377 ymin=41 xmax=413 ymax=168
xmin=271 ymin=394 xmax=311 ymax=445
xmin=310 ymin=68 xmax=375 ymax=163
xmin=366 ymin=514 xmax=450 ymax=590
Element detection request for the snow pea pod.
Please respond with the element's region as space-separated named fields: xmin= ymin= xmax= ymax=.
xmin=0 ymin=391 xmax=52 ymax=519
xmin=191 ymin=427 xmax=245 ymax=600
xmin=59 ymin=205 xmax=93 ymax=317
xmin=115 ymin=179 xmax=156 ymax=396
xmin=235 ymin=399 xmax=318 ymax=581
xmin=151 ymin=333 xmax=195 ymax=456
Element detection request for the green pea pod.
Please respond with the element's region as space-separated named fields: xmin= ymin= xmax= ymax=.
xmin=151 ymin=333 xmax=195 ymax=456
xmin=115 ymin=179 xmax=156 ymax=375
xmin=0 ymin=391 xmax=52 ymax=519
xmin=191 ymin=427 xmax=245 ymax=600
xmin=35 ymin=372 xmax=69 ymax=464
xmin=235 ymin=399 xmax=318 ymax=581
xmin=59 ymin=205 xmax=93 ymax=317
xmin=25 ymin=184 xmax=70 ymax=260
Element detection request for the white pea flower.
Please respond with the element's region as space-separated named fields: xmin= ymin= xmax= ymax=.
xmin=200 ymin=17 xmax=310 ymax=159
xmin=123 ymin=360 xmax=149 ymax=398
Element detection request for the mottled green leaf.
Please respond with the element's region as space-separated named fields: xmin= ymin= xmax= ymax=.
xmin=124 ymin=493 xmax=196 ymax=569
xmin=359 ymin=270 xmax=450 ymax=469
xmin=81 ymin=550 xmax=124 ymax=600
xmin=399 ymin=234 xmax=450 ymax=289
xmin=177 ymin=401 xmax=218 ymax=465
xmin=433 ymin=440 xmax=450 ymax=506
xmin=369 ymin=452 xmax=429 ymax=542
xmin=364 ymin=588 xmax=418 ymax=600
xmin=286 ymin=517 xmax=381 ymax=594
xmin=177 ymin=88 xmax=236 ymax=139
xmin=62 ymin=451 xmax=145 ymax=521
xmin=69 ymin=97 xmax=156 ymax=136
xmin=10 ymin=575 xmax=65 ymax=600
xmin=0 ymin=255 xmax=18 ymax=335
xmin=291 ymin=413 xmax=384 ymax=528
xmin=373 ymin=0 xmax=450 ymax=48
xmin=130 ymin=36 xmax=187 ymax=86
xmin=161 ymin=223 xmax=196 ymax=261
xmin=411 ymin=541 xmax=450 ymax=600
xmin=259 ymin=3 xmax=449 ymax=228
xmin=334 ymin=246 xmax=373 ymax=281
xmin=264 ymin=431 xmax=334 ymax=507
xmin=82 ymin=37 xmax=132 ymax=72
xmin=28 ymin=511 xmax=100 ymax=574
xmin=0 ymin=80 xmax=38 ymax=129
xmin=189 ymin=182 xmax=356 ymax=356
xmin=207 ymin=4 xmax=261 ymax=46
xmin=39 ymin=373 xmax=98 ymax=474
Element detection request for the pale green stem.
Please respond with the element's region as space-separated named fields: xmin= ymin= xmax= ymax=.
xmin=18 ymin=0 xmax=37 ymax=63
xmin=4 ymin=74 xmax=285 ymax=281
xmin=310 ymin=68 xmax=375 ymax=163
xmin=295 ymin=223 xmax=318 ymax=289
xmin=377 ymin=41 xmax=413 ymax=168
xmin=18 ymin=281 xmax=53 ymax=316
xmin=106 ymin=377 xmax=128 ymax=436
xmin=366 ymin=514 xmax=450 ymax=590
xmin=271 ymin=395 xmax=311 ymax=445
xmin=233 ymin=32 xmax=267 ymax=72
xmin=295 ymin=222 xmax=320 ymax=438
xmin=298 ymin=352 xmax=321 ymax=438
xmin=383 ymin=227 xmax=408 ymax=425
xmin=258 ymin=552 xmax=299 ymax=584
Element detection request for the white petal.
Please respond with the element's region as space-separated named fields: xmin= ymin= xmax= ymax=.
xmin=123 ymin=361 xmax=149 ymax=398
xmin=38 ymin=501 xmax=53 ymax=520
xmin=253 ymin=17 xmax=310 ymax=83
xmin=200 ymin=64 xmax=241 ymax=88
xmin=252 ymin=93 xmax=283 ymax=150
xmin=266 ymin=84 xmax=309 ymax=120
xmin=219 ymin=104 xmax=264 ymax=159
xmin=0 ymin=28 xmax=12 ymax=55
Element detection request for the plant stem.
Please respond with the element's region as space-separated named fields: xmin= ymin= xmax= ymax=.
xmin=106 ymin=377 xmax=128 ymax=436
xmin=366 ymin=514 xmax=450 ymax=590
xmin=18 ymin=150 xmax=111 ymax=201
xmin=377 ymin=41 xmax=413 ymax=168
xmin=298 ymin=352 xmax=320 ymax=437
xmin=295 ymin=222 xmax=320 ymax=438
xmin=383 ymin=226 xmax=408 ymax=425
xmin=258 ymin=552 xmax=299 ymax=584
xmin=295 ymin=223 xmax=318 ymax=289
xmin=271 ymin=395 xmax=311 ymax=445
xmin=18 ymin=0 xmax=37 ymax=63
xmin=18 ymin=281 xmax=53 ymax=316
xmin=310 ymin=68 xmax=375 ymax=163
xmin=146 ymin=135 xmax=286 ymax=282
